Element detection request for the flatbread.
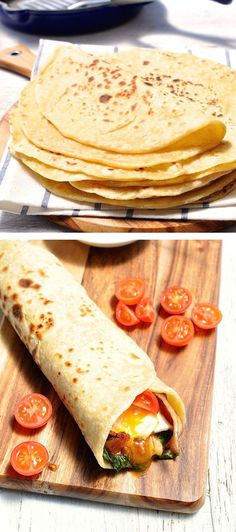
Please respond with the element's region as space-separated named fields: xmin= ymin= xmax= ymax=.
xmin=0 ymin=241 xmax=185 ymax=469
xmin=35 ymin=170 xmax=236 ymax=209
xmin=34 ymin=46 xmax=225 ymax=153
xmin=11 ymin=109 xmax=236 ymax=184
xmin=18 ymin=81 xmax=221 ymax=170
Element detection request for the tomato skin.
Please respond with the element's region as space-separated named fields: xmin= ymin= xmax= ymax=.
xmin=10 ymin=441 xmax=49 ymax=476
xmin=160 ymin=286 xmax=192 ymax=315
xmin=115 ymin=278 xmax=145 ymax=305
xmin=14 ymin=393 xmax=52 ymax=429
xmin=135 ymin=298 xmax=156 ymax=323
xmin=133 ymin=390 xmax=160 ymax=414
xmin=115 ymin=301 xmax=140 ymax=327
xmin=192 ymin=303 xmax=222 ymax=330
xmin=161 ymin=315 xmax=195 ymax=347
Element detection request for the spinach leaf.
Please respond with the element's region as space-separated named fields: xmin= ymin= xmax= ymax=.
xmin=158 ymin=449 xmax=179 ymax=460
xmin=103 ymin=448 xmax=133 ymax=472
xmin=157 ymin=430 xmax=172 ymax=446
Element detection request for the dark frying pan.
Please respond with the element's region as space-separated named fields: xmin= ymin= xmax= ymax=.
xmin=0 ymin=0 xmax=152 ymax=35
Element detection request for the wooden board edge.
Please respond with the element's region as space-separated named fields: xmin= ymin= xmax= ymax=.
xmin=0 ymin=478 xmax=205 ymax=514
xmin=49 ymin=216 xmax=236 ymax=233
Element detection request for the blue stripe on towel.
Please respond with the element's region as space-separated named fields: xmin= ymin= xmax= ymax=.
xmin=126 ymin=208 xmax=134 ymax=219
xmin=181 ymin=208 xmax=188 ymax=220
xmin=0 ymin=150 xmax=11 ymax=185
xmin=20 ymin=205 xmax=29 ymax=215
xmin=41 ymin=189 xmax=51 ymax=208
xmin=32 ymin=40 xmax=44 ymax=78
xmin=225 ymin=49 xmax=231 ymax=67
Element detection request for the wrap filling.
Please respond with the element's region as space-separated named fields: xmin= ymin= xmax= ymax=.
xmin=103 ymin=390 xmax=180 ymax=471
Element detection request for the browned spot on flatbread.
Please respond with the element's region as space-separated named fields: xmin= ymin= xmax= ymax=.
xmin=96 ymin=377 xmax=102 ymax=381
xmin=79 ymin=304 xmax=94 ymax=317
xmin=0 ymin=252 xmax=4 ymax=259
xmin=11 ymin=293 xmax=18 ymax=301
xmin=123 ymin=386 xmax=130 ymax=391
xmin=1 ymin=266 xmax=8 ymax=272
xmin=55 ymin=353 xmax=63 ymax=359
xmin=43 ymin=299 xmax=52 ymax=305
xmin=65 ymin=361 xmax=72 ymax=367
xmin=19 ymin=278 xmax=33 ymax=288
xmin=12 ymin=303 xmax=23 ymax=321
xmin=72 ymin=378 xmax=78 ymax=384
xmin=76 ymin=367 xmax=86 ymax=374
xmin=68 ymin=348 xmax=74 ymax=352
xmin=38 ymin=269 xmax=47 ymax=277
xmin=99 ymin=94 xmax=112 ymax=103
xmin=130 ymin=353 xmax=140 ymax=360
xmin=19 ymin=278 xmax=41 ymax=290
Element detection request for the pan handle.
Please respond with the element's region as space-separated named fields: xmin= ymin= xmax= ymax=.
xmin=0 ymin=44 xmax=35 ymax=78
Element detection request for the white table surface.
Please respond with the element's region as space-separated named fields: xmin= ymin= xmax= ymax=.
xmin=0 ymin=237 xmax=236 ymax=532
xmin=1 ymin=0 xmax=236 ymax=232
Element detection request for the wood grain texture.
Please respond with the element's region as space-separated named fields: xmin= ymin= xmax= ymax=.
xmin=0 ymin=47 xmax=234 ymax=234
xmin=0 ymin=45 xmax=34 ymax=79
xmin=0 ymin=240 xmax=221 ymax=513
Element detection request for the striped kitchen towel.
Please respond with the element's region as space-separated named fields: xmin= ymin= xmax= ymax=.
xmin=1 ymin=39 xmax=236 ymax=221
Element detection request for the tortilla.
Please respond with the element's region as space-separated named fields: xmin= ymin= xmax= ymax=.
xmin=34 ymin=46 xmax=225 ymax=154
xmin=18 ymin=82 xmax=222 ymax=170
xmin=11 ymin=145 xmax=233 ymax=196
xmin=34 ymin=170 xmax=236 ymax=209
xmin=0 ymin=241 xmax=185 ymax=469
xmin=10 ymin=44 xmax=236 ymax=210
xmin=70 ymin=170 xmax=231 ymax=200
xmin=11 ymin=109 xmax=235 ymax=184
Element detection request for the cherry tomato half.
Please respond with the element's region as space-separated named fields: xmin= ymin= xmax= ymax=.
xmin=115 ymin=301 xmax=140 ymax=327
xmin=161 ymin=315 xmax=195 ymax=347
xmin=135 ymin=298 xmax=156 ymax=323
xmin=133 ymin=390 xmax=160 ymax=414
xmin=115 ymin=278 xmax=145 ymax=305
xmin=160 ymin=286 xmax=192 ymax=315
xmin=10 ymin=441 xmax=49 ymax=476
xmin=14 ymin=393 xmax=52 ymax=429
xmin=192 ymin=303 xmax=222 ymax=330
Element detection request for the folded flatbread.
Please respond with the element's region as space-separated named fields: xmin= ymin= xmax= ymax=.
xmin=0 ymin=242 xmax=185 ymax=471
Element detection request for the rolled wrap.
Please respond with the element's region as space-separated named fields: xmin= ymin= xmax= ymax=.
xmin=0 ymin=241 xmax=185 ymax=469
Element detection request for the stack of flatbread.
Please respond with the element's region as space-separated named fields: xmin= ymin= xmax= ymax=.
xmin=9 ymin=45 xmax=236 ymax=209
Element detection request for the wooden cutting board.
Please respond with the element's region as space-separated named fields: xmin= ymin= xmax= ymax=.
xmin=0 ymin=44 xmax=234 ymax=233
xmin=0 ymin=239 xmax=221 ymax=512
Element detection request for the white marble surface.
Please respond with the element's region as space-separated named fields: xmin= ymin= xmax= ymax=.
xmin=0 ymin=237 xmax=236 ymax=532
xmin=1 ymin=0 xmax=236 ymax=231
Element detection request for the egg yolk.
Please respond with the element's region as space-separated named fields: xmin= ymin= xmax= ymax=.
xmin=112 ymin=405 xmax=163 ymax=440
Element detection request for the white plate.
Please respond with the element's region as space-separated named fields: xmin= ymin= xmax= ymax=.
xmin=77 ymin=236 xmax=137 ymax=248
